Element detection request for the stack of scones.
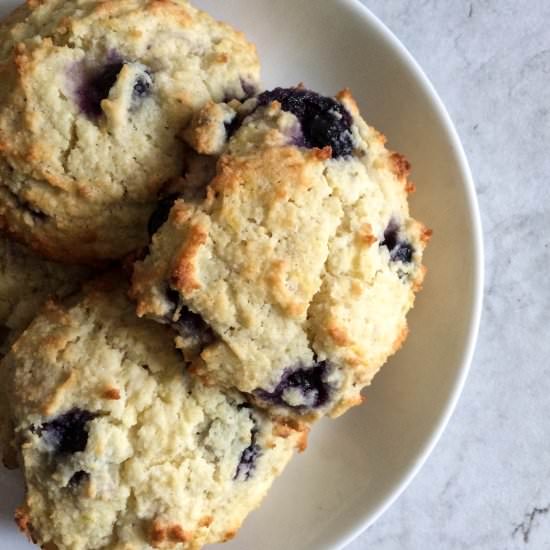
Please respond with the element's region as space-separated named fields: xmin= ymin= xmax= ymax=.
xmin=0 ymin=1 xmax=430 ymax=548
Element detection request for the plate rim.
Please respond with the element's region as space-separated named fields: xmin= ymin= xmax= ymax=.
xmin=334 ymin=1 xmax=484 ymax=547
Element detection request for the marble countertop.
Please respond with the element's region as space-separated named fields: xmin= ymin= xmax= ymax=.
xmin=349 ymin=1 xmax=550 ymax=549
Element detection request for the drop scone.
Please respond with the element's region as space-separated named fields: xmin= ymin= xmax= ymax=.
xmin=131 ymin=87 xmax=432 ymax=422
xmin=3 ymin=277 xmax=303 ymax=550
xmin=0 ymin=0 xmax=260 ymax=263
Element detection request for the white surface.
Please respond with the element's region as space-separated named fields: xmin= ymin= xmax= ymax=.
xmin=0 ymin=1 xmax=484 ymax=549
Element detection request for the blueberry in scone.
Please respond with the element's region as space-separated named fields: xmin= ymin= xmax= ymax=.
xmin=131 ymin=86 xmax=431 ymax=421
xmin=0 ymin=0 xmax=260 ymax=263
xmin=256 ymin=87 xmax=354 ymax=157
xmin=3 ymin=276 xmax=304 ymax=550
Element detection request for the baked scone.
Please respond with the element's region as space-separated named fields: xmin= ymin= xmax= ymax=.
xmin=0 ymin=0 xmax=260 ymax=263
xmin=131 ymin=87 xmax=431 ymax=421
xmin=3 ymin=276 xmax=303 ymax=550
xmin=0 ymin=236 xmax=90 ymax=355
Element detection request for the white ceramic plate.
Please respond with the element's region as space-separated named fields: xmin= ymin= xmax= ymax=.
xmin=0 ymin=1 xmax=483 ymax=548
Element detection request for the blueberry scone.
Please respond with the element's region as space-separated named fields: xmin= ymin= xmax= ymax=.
xmin=131 ymin=87 xmax=432 ymax=421
xmin=0 ymin=236 xmax=90 ymax=355
xmin=0 ymin=0 xmax=260 ymax=263
xmin=3 ymin=276 xmax=303 ymax=550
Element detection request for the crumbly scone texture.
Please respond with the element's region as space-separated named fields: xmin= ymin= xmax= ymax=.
xmin=3 ymin=277 xmax=302 ymax=550
xmin=0 ymin=235 xmax=90 ymax=463
xmin=0 ymin=236 xmax=90 ymax=354
xmin=132 ymin=89 xmax=431 ymax=421
xmin=0 ymin=0 xmax=260 ymax=263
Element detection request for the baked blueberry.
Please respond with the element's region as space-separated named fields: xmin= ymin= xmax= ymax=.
xmin=255 ymin=361 xmax=331 ymax=411
xmin=132 ymin=69 xmax=153 ymax=101
xmin=67 ymin=470 xmax=89 ymax=487
xmin=78 ymin=62 xmax=123 ymax=117
xmin=256 ymin=87 xmax=353 ymax=158
xmin=163 ymin=287 xmax=216 ymax=351
xmin=37 ymin=408 xmax=95 ymax=455
xmin=234 ymin=415 xmax=261 ymax=481
xmin=173 ymin=307 xmax=215 ymax=347
xmin=382 ymin=221 xmax=415 ymax=263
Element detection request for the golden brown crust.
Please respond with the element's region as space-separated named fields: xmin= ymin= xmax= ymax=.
xmin=327 ymin=323 xmax=353 ymax=347
xmin=150 ymin=519 xmax=193 ymax=547
xmin=222 ymin=529 xmax=238 ymax=542
xmin=391 ymin=325 xmax=410 ymax=354
xmin=198 ymin=516 xmax=213 ymax=528
xmin=15 ymin=505 xmax=33 ymax=541
xmin=390 ymin=152 xmax=411 ymax=180
xmin=102 ymin=386 xmax=121 ymax=400
xmin=356 ymin=223 xmax=377 ymax=246
xmin=170 ymin=222 xmax=208 ymax=296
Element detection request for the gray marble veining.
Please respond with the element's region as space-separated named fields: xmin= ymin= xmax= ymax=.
xmin=349 ymin=1 xmax=550 ymax=549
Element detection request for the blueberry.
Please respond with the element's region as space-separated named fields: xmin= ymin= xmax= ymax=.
xmin=381 ymin=221 xmax=414 ymax=263
xmin=133 ymin=70 xmax=152 ymax=100
xmin=224 ymin=116 xmax=242 ymax=139
xmin=147 ymin=194 xmax=180 ymax=236
xmin=67 ymin=470 xmax=89 ymax=487
xmin=173 ymin=307 xmax=216 ymax=347
xmin=163 ymin=288 xmax=216 ymax=350
xmin=78 ymin=62 xmax=124 ymax=117
xmin=234 ymin=414 xmax=261 ymax=481
xmin=37 ymin=409 xmax=95 ymax=455
xmin=392 ymin=242 xmax=414 ymax=263
xmin=256 ymin=87 xmax=353 ymax=158
xmin=254 ymin=361 xmax=331 ymax=411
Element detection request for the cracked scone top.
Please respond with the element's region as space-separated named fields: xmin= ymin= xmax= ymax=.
xmin=0 ymin=0 xmax=259 ymax=263
xmin=3 ymin=277 xmax=303 ymax=550
xmin=131 ymin=87 xmax=432 ymax=421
